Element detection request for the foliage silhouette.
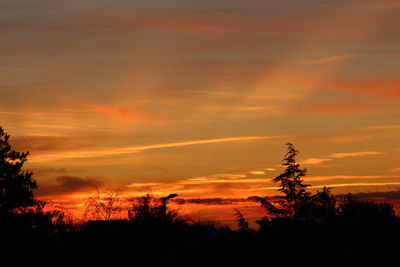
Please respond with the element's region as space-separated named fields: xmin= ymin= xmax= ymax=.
xmin=0 ymin=127 xmax=38 ymax=213
xmin=305 ymin=186 xmax=337 ymax=223
xmin=338 ymin=193 xmax=396 ymax=225
xmin=234 ymin=209 xmax=249 ymax=232
xmin=128 ymin=193 xmax=179 ymax=223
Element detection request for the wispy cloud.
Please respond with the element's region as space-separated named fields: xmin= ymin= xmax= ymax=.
xmin=37 ymin=175 xmax=106 ymax=196
xmin=329 ymin=151 xmax=385 ymax=158
xmin=92 ymin=106 xmax=149 ymax=121
xmin=66 ymin=99 xmax=153 ymax=121
xmin=295 ymin=101 xmax=378 ymax=114
xmin=248 ymin=171 xmax=266 ymax=175
xmin=301 ymin=158 xmax=333 ymax=165
xmin=296 ymin=54 xmax=353 ymax=65
xmin=366 ymin=125 xmax=400 ymax=130
xmin=305 ymin=175 xmax=388 ymax=181
xmin=30 ymin=135 xmax=284 ymax=162
xmin=98 ymin=8 xmax=236 ymax=34
xmin=319 ymin=78 xmax=400 ymax=100
xmin=310 ymin=182 xmax=400 ymax=189
xmin=189 ymin=173 xmax=248 ymax=181
xmin=301 ymin=151 xmax=385 ymax=166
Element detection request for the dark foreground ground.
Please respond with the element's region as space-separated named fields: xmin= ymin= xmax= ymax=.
xmin=1 ymin=211 xmax=399 ymax=267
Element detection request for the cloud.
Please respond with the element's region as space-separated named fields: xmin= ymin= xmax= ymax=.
xmin=329 ymin=151 xmax=385 ymax=158
xmin=325 ymin=134 xmax=373 ymax=143
xmin=92 ymin=106 xmax=150 ymax=121
xmin=172 ymin=198 xmax=248 ymax=205
xmin=126 ymin=182 xmax=163 ymax=188
xmin=364 ymin=1 xmax=400 ymax=10
xmin=190 ymin=173 xmax=248 ymax=180
xmin=346 ymin=190 xmax=400 ymax=200
xmin=30 ymin=168 xmax=67 ymax=176
xmin=305 ymin=175 xmax=388 ymax=181
xmin=248 ymin=171 xmax=265 ymax=175
xmin=123 ymin=172 xmax=275 ymax=198
xmin=300 ymin=150 xmax=385 ymax=166
xmin=310 ymin=182 xmax=400 ymax=189
xmin=66 ymin=99 xmax=153 ymax=121
xmin=298 ymin=133 xmax=373 ymax=144
xmin=10 ymin=135 xmax=94 ymax=153
xmin=319 ymin=78 xmax=400 ymax=100
xmin=37 ymin=176 xmax=105 ymax=196
xmin=296 ymin=54 xmax=353 ymax=65
xmin=29 ymin=135 xmax=285 ymax=162
xmin=295 ymin=101 xmax=378 ymax=114
xmin=390 ymin=168 xmax=400 ymax=173
xmin=96 ymin=7 xmax=236 ymax=34
xmin=367 ymin=125 xmax=400 ymax=130
xmin=182 ymin=178 xmax=270 ymax=185
xmin=301 ymin=158 xmax=332 ymax=165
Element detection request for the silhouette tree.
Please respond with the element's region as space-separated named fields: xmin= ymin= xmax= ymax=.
xmin=251 ymin=143 xmax=310 ymax=218
xmin=0 ymin=126 xmax=38 ymax=213
xmin=84 ymin=188 xmax=122 ymax=220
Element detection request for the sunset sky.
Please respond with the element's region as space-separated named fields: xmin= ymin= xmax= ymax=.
xmin=1 ymin=0 xmax=400 ymax=220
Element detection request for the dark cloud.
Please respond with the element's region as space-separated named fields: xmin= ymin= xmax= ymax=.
xmin=172 ymin=198 xmax=248 ymax=205
xmin=31 ymin=168 xmax=67 ymax=176
xmin=10 ymin=136 xmax=92 ymax=153
xmin=339 ymin=190 xmax=400 ymax=200
xmin=37 ymin=175 xmax=105 ymax=196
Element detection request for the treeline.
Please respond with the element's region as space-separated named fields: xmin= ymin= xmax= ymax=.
xmin=1 ymin=127 xmax=399 ymax=267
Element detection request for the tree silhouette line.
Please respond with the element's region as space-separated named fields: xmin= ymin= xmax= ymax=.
xmin=0 ymin=126 xmax=399 ymax=267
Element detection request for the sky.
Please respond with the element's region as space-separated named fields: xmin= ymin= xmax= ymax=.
xmin=1 ymin=0 xmax=400 ymax=221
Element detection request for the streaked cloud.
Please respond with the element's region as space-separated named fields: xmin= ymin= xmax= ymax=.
xmin=301 ymin=158 xmax=333 ymax=165
xmin=29 ymin=135 xmax=282 ymax=162
xmin=92 ymin=106 xmax=148 ymax=121
xmin=305 ymin=175 xmax=389 ymax=181
xmin=310 ymin=182 xmax=400 ymax=189
xmin=248 ymin=171 xmax=265 ymax=175
xmin=190 ymin=173 xmax=248 ymax=181
xmin=295 ymin=101 xmax=378 ymax=114
xmin=296 ymin=54 xmax=353 ymax=65
xmin=300 ymin=150 xmax=386 ymax=167
xmin=367 ymin=125 xmax=400 ymax=131
xmin=329 ymin=151 xmax=385 ymax=158
xmin=66 ymin=99 xmax=154 ymax=121
xmin=11 ymin=135 xmax=96 ymax=153
xmin=37 ymin=175 xmax=106 ymax=196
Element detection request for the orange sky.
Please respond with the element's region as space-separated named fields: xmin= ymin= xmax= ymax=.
xmin=1 ymin=0 xmax=400 ymax=223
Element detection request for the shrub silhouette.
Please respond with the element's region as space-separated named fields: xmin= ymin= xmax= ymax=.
xmin=305 ymin=186 xmax=337 ymax=223
xmin=338 ymin=193 xmax=396 ymax=226
xmin=84 ymin=188 xmax=123 ymax=220
xmin=128 ymin=193 xmax=179 ymax=223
